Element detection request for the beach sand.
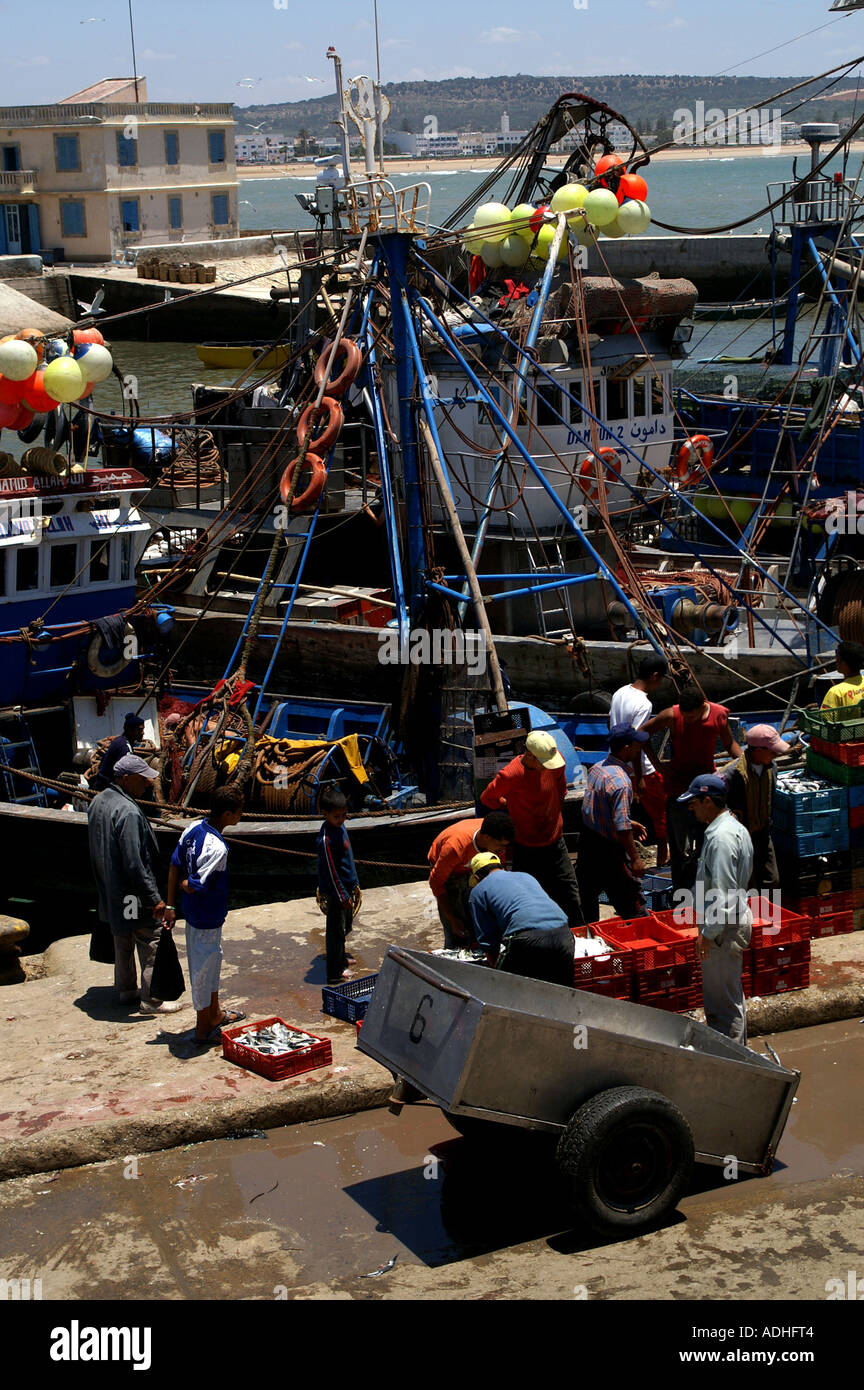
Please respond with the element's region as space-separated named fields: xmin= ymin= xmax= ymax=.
xmin=237 ymin=141 xmax=864 ymax=180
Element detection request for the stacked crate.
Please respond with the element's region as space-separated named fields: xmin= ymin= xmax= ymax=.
xmin=773 ymin=761 xmax=858 ymax=935
xmin=793 ymin=702 xmax=864 ymax=930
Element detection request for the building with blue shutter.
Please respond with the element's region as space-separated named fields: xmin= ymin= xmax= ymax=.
xmin=0 ymin=77 xmax=237 ymax=263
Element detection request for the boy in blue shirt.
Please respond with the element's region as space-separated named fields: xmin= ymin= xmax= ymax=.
xmin=166 ymin=784 xmax=246 ymax=1045
xmin=316 ymin=787 xmax=361 ymax=983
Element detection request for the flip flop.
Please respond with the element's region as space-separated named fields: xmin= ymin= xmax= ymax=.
xmin=206 ymin=1009 xmax=246 ymax=1040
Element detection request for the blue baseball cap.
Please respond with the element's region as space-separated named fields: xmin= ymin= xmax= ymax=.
xmin=609 ymin=722 xmax=650 ymax=745
xmin=677 ymin=772 xmax=728 ymax=803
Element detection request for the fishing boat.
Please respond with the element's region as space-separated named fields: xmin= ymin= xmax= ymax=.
xmin=195 ymin=342 xmax=294 ymax=371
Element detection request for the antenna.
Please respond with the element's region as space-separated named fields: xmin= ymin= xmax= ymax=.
xmin=373 ymin=0 xmax=384 ymax=173
xmin=128 ymin=0 xmax=140 ymax=101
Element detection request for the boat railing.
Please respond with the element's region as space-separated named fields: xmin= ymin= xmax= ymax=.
xmin=768 ymin=178 xmax=858 ymax=228
xmin=340 ymin=177 xmax=432 ymax=235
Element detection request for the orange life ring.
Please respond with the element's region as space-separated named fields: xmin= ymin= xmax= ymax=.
xmin=676 ymin=434 xmax=715 ymax=487
xmin=279 ymin=452 xmax=326 ymax=513
xmin=296 ymin=394 xmax=344 ymax=454
xmin=313 ymin=338 xmax=362 ymax=399
xmin=578 ymin=447 xmax=623 ymax=501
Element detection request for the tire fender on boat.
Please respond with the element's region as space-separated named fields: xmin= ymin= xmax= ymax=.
xmin=676 ymin=435 xmax=715 ymax=487
xmin=296 ymin=394 xmax=344 ymax=454
xmin=279 ymin=452 xmax=327 ymax=513
xmin=44 ymin=405 xmax=68 ymax=453
xmin=313 ymin=339 xmax=362 ymax=399
xmin=86 ymin=624 xmax=136 ymax=679
xmin=578 ymin=447 xmax=623 ymax=500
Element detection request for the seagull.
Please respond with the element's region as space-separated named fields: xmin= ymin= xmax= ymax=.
xmin=80 ymin=16 xmax=107 ymax=22
xmin=76 ymin=287 xmax=105 ymax=316
xmin=163 ymin=289 xmax=174 ymax=303
xmin=248 ymin=122 xmax=268 ymax=132
xmin=302 ymin=75 xmax=326 ymax=84
xmin=236 ymin=77 xmax=263 ymax=88
xmin=239 ymin=199 xmax=257 ymax=210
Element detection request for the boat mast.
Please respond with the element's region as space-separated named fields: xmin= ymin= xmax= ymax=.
xmin=327 ymin=45 xmax=353 ymax=188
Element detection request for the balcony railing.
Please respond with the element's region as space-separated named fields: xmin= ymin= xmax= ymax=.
xmin=0 ymin=169 xmax=37 ymax=190
xmin=0 ymin=103 xmax=234 ymax=127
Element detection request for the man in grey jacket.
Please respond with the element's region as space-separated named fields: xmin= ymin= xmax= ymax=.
xmin=88 ymin=754 xmax=182 ymax=1015
xmin=677 ymin=773 xmax=753 ymax=1046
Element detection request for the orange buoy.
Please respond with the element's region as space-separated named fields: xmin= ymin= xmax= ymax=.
xmin=313 ymin=339 xmax=362 ymax=399
xmin=279 ymin=452 xmax=327 ymax=513
xmin=676 ymin=435 xmax=715 ymax=487
xmin=296 ymin=395 xmax=344 ymax=454
xmin=578 ymin=447 xmax=623 ymax=501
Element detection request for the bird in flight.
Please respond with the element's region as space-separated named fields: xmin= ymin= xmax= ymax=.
xmin=80 ymin=16 xmax=107 ymax=22
xmin=248 ymin=122 xmax=269 ymax=132
xmin=236 ymin=77 xmax=263 ymax=88
xmin=76 ymin=287 xmax=105 ymax=317
xmin=302 ymin=75 xmax=326 ymax=83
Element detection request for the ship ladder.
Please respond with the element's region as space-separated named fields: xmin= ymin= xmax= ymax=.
xmin=526 ymin=540 xmax=576 ymax=640
xmin=0 ymin=716 xmax=49 ymax=807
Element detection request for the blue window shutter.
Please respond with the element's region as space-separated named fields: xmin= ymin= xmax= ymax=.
xmin=0 ymin=214 xmax=7 ymax=254
xmin=61 ymin=201 xmax=85 ymax=236
xmin=117 ymin=134 xmax=137 ymax=166
xmin=120 ymin=199 xmax=139 ymax=231
xmin=27 ymin=204 xmax=40 ymax=251
xmin=165 ymin=131 xmax=179 ymax=165
xmin=169 ymin=196 xmax=182 ymax=229
xmin=212 ymin=193 xmax=229 ymax=225
xmin=56 ymin=136 xmax=80 ymax=171
xmin=209 ymin=130 xmax=226 ymax=164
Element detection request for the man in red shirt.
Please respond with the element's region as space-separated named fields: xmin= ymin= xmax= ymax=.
xmin=427 ymin=811 xmax=515 ymax=947
xmin=480 ymin=730 xmax=583 ymax=926
xmin=643 ymin=686 xmax=742 ymax=892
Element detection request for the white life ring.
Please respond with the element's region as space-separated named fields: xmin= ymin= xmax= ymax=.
xmin=86 ymin=624 xmax=136 ymax=679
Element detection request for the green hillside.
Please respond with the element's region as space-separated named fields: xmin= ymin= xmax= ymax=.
xmin=234 ymin=73 xmax=850 ymax=139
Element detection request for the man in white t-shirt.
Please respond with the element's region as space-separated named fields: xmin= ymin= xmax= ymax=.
xmin=609 ymin=654 xmax=669 ymax=868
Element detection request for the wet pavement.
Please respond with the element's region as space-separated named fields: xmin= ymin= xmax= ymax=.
xmin=0 ymin=1017 xmax=862 ymax=1300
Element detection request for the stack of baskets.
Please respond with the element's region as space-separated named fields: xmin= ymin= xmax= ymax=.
xmin=789 ymin=701 xmax=864 ymax=931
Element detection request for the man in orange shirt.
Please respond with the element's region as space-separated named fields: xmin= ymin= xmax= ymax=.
xmin=427 ymin=810 xmax=515 ymax=947
xmin=480 ymin=731 xmax=583 ymax=926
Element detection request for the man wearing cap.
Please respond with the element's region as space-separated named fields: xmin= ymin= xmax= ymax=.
xmin=92 ymin=712 xmax=146 ymax=791
xmin=87 ymin=754 xmax=182 ymax=1015
xmin=480 ymin=731 xmax=583 ymax=926
xmin=577 ymin=724 xmax=650 ymax=923
xmin=467 ymin=854 xmax=575 ymax=987
xmin=724 ymin=725 xmax=788 ymax=888
xmin=427 ymin=811 xmax=516 ymax=947
xmin=678 ymin=773 xmax=753 ymax=1046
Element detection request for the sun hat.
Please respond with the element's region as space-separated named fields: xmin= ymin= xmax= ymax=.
xmin=525 ymin=730 xmax=565 ymax=769
xmin=745 ymin=724 xmax=790 ymax=756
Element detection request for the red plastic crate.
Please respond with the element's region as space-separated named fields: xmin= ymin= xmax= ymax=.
xmin=571 ymin=931 xmax=633 ymax=987
xmin=751 ymin=937 xmax=811 ymax=973
xmin=852 ymin=806 xmax=864 ymax=830
xmin=598 ymin=915 xmax=695 ymax=970
xmin=634 ymin=958 xmax=695 ymax=997
xmin=221 ymin=1016 xmax=333 ymax=1081
xmin=810 ymin=735 xmax=864 ymax=766
xmin=809 ymin=911 xmax=854 ymax=938
xmin=786 ymin=890 xmax=851 ymax=918
xmin=574 ymin=975 xmax=634 ymax=1001
xmin=637 ymin=986 xmax=694 ymax=1013
xmin=752 ymin=962 xmax=811 ymax=996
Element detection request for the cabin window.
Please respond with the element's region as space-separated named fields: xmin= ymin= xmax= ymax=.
xmin=89 ymin=540 xmax=110 ymax=584
xmin=606 ymin=378 xmax=629 ymax=421
xmin=632 ymin=376 xmax=647 ymax=417
xmin=651 ymin=375 xmax=666 ymax=414
xmin=49 ymin=543 xmax=78 ymax=590
xmin=16 ymin=548 xmax=39 ymax=592
xmin=120 ymin=535 xmax=133 ymax=580
xmin=536 ymin=382 xmax=560 ymax=428
xmin=568 ymin=380 xmax=583 ymax=425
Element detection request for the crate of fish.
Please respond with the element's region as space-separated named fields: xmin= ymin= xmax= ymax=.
xmin=321 ymin=973 xmax=379 ymax=1024
xmin=774 ymin=771 xmax=848 ymax=822
xmin=772 ymin=821 xmax=849 ymax=856
xmin=221 ymin=1016 xmax=333 ymax=1081
xmin=806 ymin=748 xmax=864 ymax=787
xmin=797 ymin=703 xmax=864 ymax=743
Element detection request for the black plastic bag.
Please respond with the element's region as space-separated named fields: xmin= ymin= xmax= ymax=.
xmin=89 ymin=919 xmax=115 ymax=965
xmin=150 ymin=927 xmax=185 ymax=1001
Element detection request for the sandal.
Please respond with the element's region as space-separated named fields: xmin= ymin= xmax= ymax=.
xmin=207 ymin=1009 xmax=246 ymax=1040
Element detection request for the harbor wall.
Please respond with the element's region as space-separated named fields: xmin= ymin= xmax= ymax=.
xmin=585 ymin=235 xmax=784 ymax=298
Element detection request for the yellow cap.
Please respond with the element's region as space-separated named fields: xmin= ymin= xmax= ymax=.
xmin=526 ymin=730 xmax=565 ymax=769
xmin=469 ymin=851 xmax=501 ymax=888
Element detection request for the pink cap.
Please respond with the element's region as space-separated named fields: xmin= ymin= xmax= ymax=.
xmin=745 ymin=724 xmax=790 ymax=755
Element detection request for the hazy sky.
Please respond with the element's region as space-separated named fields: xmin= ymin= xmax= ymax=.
xmin=1 ymin=0 xmax=863 ymax=105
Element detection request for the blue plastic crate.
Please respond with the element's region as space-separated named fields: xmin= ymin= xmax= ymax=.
xmin=773 ymin=823 xmax=850 ymax=858
xmin=321 ymin=973 xmax=378 ymax=1024
xmin=849 ymin=785 xmax=864 ymax=809
xmin=774 ymin=778 xmax=848 ymax=821
xmin=772 ymin=802 xmax=847 ymax=836
xmin=642 ymin=871 xmax=674 ymax=910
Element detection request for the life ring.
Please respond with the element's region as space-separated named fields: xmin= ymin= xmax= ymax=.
xmin=17 ymin=412 xmax=46 ymax=445
xmin=86 ymin=623 xmax=136 ymax=679
xmin=296 ymin=395 xmax=344 ymax=454
xmin=676 ymin=434 xmax=715 ymax=487
xmin=44 ymin=406 xmax=68 ymax=453
xmin=279 ymin=452 xmax=327 ymax=513
xmin=313 ymin=339 xmax=362 ymax=399
xmin=578 ymin=447 xmax=623 ymax=501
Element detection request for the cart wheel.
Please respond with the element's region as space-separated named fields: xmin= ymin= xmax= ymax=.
xmin=556 ymin=1086 xmax=694 ymax=1235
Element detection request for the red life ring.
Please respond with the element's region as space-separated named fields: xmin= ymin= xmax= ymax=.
xmin=279 ymin=452 xmax=326 ymax=513
xmin=313 ymin=339 xmax=362 ymax=399
xmin=578 ymin=447 xmax=623 ymax=501
xmin=676 ymin=434 xmax=715 ymax=487
xmin=296 ymin=395 xmax=344 ymax=453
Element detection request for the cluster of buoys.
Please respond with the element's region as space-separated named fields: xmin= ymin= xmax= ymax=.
xmin=279 ymin=337 xmax=362 ymax=513
xmin=0 ymin=327 xmax=113 ymax=432
xmin=464 ymin=155 xmax=652 ymax=270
